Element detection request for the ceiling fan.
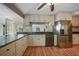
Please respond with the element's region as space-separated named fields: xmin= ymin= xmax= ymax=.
xmin=37 ymin=3 xmax=54 ymax=11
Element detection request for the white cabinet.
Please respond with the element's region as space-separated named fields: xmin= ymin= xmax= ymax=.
xmin=16 ymin=36 xmax=27 ymax=56
xmin=0 ymin=36 xmax=28 ymax=56
xmin=27 ymin=35 xmax=33 ymax=46
xmin=72 ymin=34 xmax=79 ymax=44
xmin=56 ymin=12 xmax=72 ymax=21
xmin=0 ymin=42 xmax=16 ymax=56
xmin=16 ymin=39 xmax=23 ymax=55
xmin=32 ymin=35 xmax=45 ymax=46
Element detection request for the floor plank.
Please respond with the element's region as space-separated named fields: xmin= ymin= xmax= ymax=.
xmin=23 ymin=45 xmax=79 ymax=56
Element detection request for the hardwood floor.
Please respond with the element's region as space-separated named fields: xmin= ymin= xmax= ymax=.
xmin=23 ymin=45 xmax=79 ymax=56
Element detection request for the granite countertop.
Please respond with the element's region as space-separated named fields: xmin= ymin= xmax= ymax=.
xmin=17 ymin=32 xmax=54 ymax=35
xmin=58 ymin=34 xmax=72 ymax=35
xmin=0 ymin=34 xmax=26 ymax=48
xmin=0 ymin=31 xmax=77 ymax=48
xmin=0 ymin=32 xmax=53 ymax=48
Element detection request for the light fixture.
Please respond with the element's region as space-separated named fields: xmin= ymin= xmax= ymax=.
xmin=47 ymin=3 xmax=54 ymax=5
xmin=47 ymin=3 xmax=54 ymax=11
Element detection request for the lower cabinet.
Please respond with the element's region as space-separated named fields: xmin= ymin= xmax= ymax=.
xmin=0 ymin=42 xmax=16 ymax=56
xmin=16 ymin=36 xmax=27 ymax=56
xmin=27 ymin=35 xmax=33 ymax=46
xmin=58 ymin=35 xmax=72 ymax=48
xmin=31 ymin=35 xmax=45 ymax=46
xmin=73 ymin=34 xmax=79 ymax=44
xmin=0 ymin=36 xmax=27 ymax=56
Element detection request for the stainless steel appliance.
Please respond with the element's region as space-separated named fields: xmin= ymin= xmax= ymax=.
xmin=54 ymin=20 xmax=72 ymax=48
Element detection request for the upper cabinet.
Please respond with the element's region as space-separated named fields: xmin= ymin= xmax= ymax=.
xmin=72 ymin=16 xmax=79 ymax=26
xmin=55 ymin=12 xmax=72 ymax=21
xmin=24 ymin=15 xmax=55 ymax=32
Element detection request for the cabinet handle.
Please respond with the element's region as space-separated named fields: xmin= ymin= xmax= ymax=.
xmin=6 ymin=49 xmax=9 ymax=51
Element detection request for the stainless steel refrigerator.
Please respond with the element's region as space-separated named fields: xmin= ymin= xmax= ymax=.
xmin=54 ymin=20 xmax=72 ymax=48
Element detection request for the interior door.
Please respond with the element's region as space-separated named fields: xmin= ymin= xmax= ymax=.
xmin=6 ymin=19 xmax=16 ymax=43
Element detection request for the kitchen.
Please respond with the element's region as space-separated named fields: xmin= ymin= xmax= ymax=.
xmin=0 ymin=3 xmax=79 ymax=56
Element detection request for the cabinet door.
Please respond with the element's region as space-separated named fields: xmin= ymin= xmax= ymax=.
xmin=16 ymin=39 xmax=24 ymax=56
xmin=32 ymin=35 xmax=45 ymax=46
xmin=73 ymin=34 xmax=79 ymax=44
xmin=32 ymin=39 xmax=40 ymax=46
xmin=32 ymin=35 xmax=40 ymax=46
xmin=0 ymin=42 xmax=15 ymax=56
xmin=16 ymin=36 xmax=27 ymax=56
xmin=77 ymin=35 xmax=79 ymax=44
xmin=66 ymin=36 xmax=72 ymax=48
xmin=27 ymin=35 xmax=33 ymax=46
xmin=21 ymin=36 xmax=27 ymax=53
xmin=58 ymin=36 xmax=72 ymax=48
xmin=58 ymin=36 xmax=66 ymax=48
xmin=39 ymin=35 xmax=45 ymax=46
xmin=72 ymin=16 xmax=79 ymax=26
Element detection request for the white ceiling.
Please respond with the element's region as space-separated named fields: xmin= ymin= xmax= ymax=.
xmin=14 ymin=3 xmax=79 ymax=15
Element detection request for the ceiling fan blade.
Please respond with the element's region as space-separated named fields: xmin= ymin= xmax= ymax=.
xmin=50 ymin=4 xmax=54 ymax=11
xmin=37 ymin=3 xmax=47 ymax=10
